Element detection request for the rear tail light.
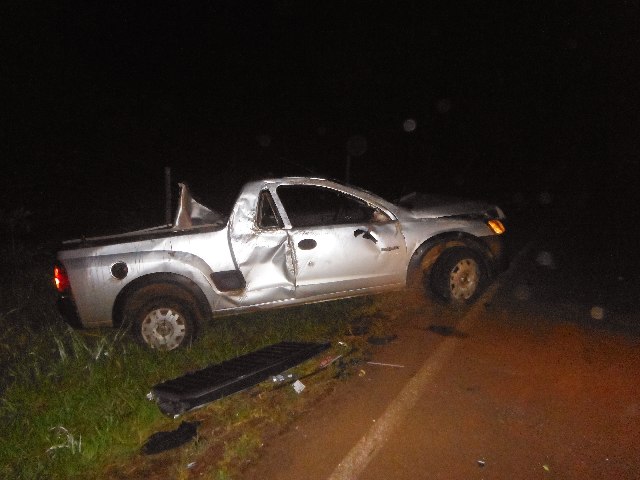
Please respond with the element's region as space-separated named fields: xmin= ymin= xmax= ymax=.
xmin=54 ymin=264 xmax=71 ymax=293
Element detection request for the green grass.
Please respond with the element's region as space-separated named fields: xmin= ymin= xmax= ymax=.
xmin=0 ymin=251 xmax=384 ymax=479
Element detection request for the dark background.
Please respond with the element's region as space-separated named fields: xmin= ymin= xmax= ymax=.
xmin=2 ymin=0 xmax=639 ymax=241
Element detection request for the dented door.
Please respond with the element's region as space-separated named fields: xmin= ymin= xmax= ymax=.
xmin=227 ymin=188 xmax=296 ymax=305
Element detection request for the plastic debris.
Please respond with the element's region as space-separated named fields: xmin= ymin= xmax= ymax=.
xmin=141 ymin=421 xmax=201 ymax=455
xmin=292 ymin=380 xmax=306 ymax=394
xmin=271 ymin=373 xmax=297 ymax=384
xmin=319 ymin=355 xmax=343 ymax=368
xmin=367 ymin=361 xmax=405 ymax=368
xmin=150 ymin=341 xmax=330 ymax=416
xmin=477 ymin=459 xmax=486 ymax=467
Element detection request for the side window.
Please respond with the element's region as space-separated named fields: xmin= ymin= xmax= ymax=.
xmin=257 ymin=190 xmax=283 ymax=229
xmin=371 ymin=208 xmax=392 ymax=224
xmin=276 ymin=185 xmax=375 ymax=228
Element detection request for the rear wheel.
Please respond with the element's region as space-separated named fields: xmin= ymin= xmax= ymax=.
xmin=430 ymin=247 xmax=487 ymax=305
xmin=126 ymin=285 xmax=198 ymax=351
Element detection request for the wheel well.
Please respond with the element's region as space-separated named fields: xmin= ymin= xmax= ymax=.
xmin=407 ymin=232 xmax=493 ymax=286
xmin=112 ymin=273 xmax=210 ymax=328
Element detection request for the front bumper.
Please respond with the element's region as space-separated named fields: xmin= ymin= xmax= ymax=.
xmin=483 ymin=235 xmax=510 ymax=275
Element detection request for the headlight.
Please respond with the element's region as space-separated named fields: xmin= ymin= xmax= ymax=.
xmin=487 ymin=219 xmax=506 ymax=235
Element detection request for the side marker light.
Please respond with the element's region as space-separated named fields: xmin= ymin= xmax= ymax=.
xmin=487 ymin=219 xmax=506 ymax=235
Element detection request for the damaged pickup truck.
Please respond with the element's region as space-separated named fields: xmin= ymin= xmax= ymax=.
xmin=54 ymin=177 xmax=507 ymax=350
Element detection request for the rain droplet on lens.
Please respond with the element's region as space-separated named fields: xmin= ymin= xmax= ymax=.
xmin=590 ymin=306 xmax=605 ymax=320
xmin=536 ymin=251 xmax=556 ymax=268
xmin=257 ymin=134 xmax=271 ymax=147
xmin=403 ymin=118 xmax=417 ymax=132
xmin=537 ymin=191 xmax=552 ymax=205
xmin=436 ymin=98 xmax=451 ymax=113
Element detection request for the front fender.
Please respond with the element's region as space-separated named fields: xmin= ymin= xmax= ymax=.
xmin=406 ymin=232 xmax=497 ymax=284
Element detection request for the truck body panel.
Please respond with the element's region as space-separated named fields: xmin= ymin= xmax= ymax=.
xmin=54 ymin=177 xmax=508 ymax=346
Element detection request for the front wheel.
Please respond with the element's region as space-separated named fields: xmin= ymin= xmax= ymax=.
xmin=430 ymin=247 xmax=487 ymax=306
xmin=126 ymin=285 xmax=198 ymax=351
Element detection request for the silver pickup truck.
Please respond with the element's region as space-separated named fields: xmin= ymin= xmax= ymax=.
xmin=54 ymin=177 xmax=507 ymax=350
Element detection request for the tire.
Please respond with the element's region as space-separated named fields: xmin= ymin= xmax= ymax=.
xmin=126 ymin=284 xmax=198 ymax=351
xmin=429 ymin=247 xmax=487 ymax=306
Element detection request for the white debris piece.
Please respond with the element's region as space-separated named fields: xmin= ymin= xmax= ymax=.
xmin=292 ymin=380 xmax=306 ymax=394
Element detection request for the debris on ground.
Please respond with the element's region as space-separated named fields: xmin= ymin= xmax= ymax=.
xmin=292 ymin=380 xmax=306 ymax=394
xmin=271 ymin=373 xmax=297 ymax=384
xmin=141 ymin=421 xmax=201 ymax=455
xmin=148 ymin=341 xmax=330 ymax=416
xmin=318 ymin=354 xmax=343 ymax=368
xmin=366 ymin=361 xmax=405 ymax=368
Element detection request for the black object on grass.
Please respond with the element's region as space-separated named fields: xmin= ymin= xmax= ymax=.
xmin=141 ymin=421 xmax=201 ymax=455
xmin=150 ymin=341 xmax=330 ymax=416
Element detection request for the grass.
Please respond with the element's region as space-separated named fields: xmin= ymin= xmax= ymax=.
xmin=0 ymin=247 xmax=389 ymax=479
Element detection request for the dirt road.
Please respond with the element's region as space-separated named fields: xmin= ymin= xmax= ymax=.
xmin=243 ymin=264 xmax=640 ymax=479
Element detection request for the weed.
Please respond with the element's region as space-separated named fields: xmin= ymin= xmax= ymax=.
xmin=47 ymin=426 xmax=83 ymax=456
xmin=222 ymin=430 xmax=262 ymax=471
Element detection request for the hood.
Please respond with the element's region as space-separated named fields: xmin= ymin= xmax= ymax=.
xmin=174 ymin=183 xmax=225 ymax=228
xmin=396 ymin=192 xmax=505 ymax=219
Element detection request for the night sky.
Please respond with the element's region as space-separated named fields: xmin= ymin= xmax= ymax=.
xmin=2 ymin=1 xmax=639 ymax=239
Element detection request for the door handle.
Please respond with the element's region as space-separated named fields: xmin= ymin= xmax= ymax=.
xmin=298 ymin=239 xmax=317 ymax=250
xmin=353 ymin=229 xmax=378 ymax=244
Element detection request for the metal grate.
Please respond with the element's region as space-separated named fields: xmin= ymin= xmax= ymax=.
xmin=151 ymin=341 xmax=330 ymax=416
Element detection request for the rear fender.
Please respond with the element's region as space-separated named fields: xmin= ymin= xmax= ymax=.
xmin=113 ymin=272 xmax=211 ymax=328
